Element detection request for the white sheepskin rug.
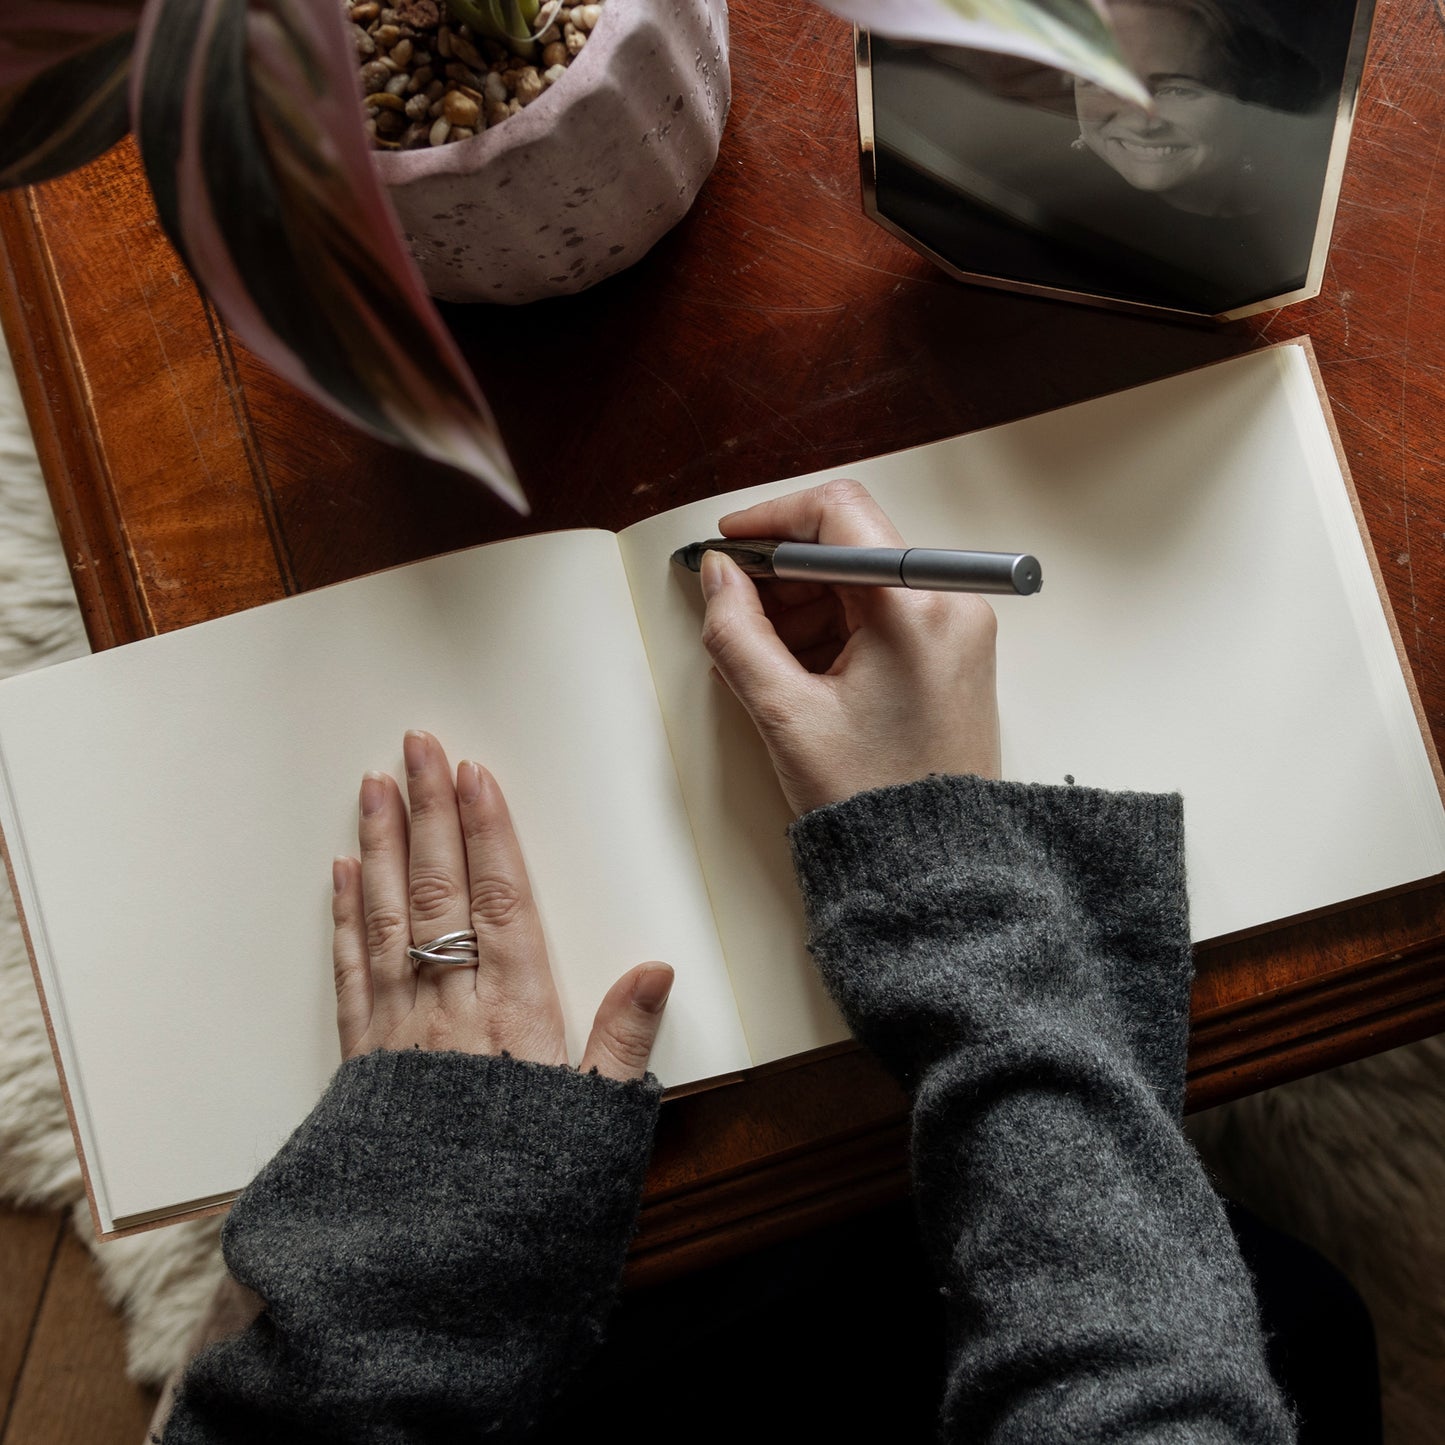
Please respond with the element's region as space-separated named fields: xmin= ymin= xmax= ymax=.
xmin=0 ymin=332 xmax=1441 ymax=1438
xmin=1187 ymin=1041 xmax=1445 ymax=1442
xmin=0 ymin=337 xmax=228 ymax=1387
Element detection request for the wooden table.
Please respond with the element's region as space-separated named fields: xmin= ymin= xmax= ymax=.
xmin=2 ymin=0 xmax=1443 ymax=1284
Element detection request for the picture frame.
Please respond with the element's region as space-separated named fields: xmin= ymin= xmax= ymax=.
xmin=856 ymin=0 xmax=1376 ymax=322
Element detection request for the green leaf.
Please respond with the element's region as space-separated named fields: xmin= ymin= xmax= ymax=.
xmin=834 ymin=0 xmax=1149 ymax=106
xmin=942 ymin=0 xmax=1146 ymax=103
xmin=444 ymin=0 xmax=543 ymax=46
xmin=134 ymin=0 xmax=524 ymax=510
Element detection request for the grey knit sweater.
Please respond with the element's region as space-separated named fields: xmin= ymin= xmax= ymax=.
xmin=163 ymin=776 xmax=1295 ymax=1443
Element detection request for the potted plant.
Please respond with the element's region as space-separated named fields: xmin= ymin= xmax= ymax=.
xmin=0 ymin=1 xmax=1141 ymax=509
xmin=360 ymin=0 xmax=731 ymax=305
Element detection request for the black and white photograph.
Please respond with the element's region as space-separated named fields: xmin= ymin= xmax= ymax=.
xmin=863 ymin=0 xmax=1373 ymax=317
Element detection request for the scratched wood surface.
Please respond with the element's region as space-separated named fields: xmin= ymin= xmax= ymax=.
xmin=0 ymin=0 xmax=1443 ymax=1276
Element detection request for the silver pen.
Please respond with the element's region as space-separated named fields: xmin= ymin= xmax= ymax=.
xmin=671 ymin=539 xmax=1043 ymax=596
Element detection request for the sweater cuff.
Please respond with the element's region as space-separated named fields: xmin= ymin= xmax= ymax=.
xmin=260 ymin=1047 xmax=663 ymax=1201
xmin=169 ymin=1053 xmax=662 ymax=1438
xmin=221 ymin=1049 xmax=662 ymax=1336
xmin=788 ymin=773 xmax=1183 ymax=906
xmin=786 ymin=775 xmax=1193 ymax=1110
xmin=205 ymin=1051 xmax=662 ymax=1425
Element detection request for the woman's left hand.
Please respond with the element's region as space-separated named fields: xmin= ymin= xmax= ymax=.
xmin=331 ymin=729 xmax=673 ymax=1080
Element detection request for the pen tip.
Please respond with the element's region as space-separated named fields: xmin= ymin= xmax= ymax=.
xmin=670 ymin=544 xmax=700 ymax=571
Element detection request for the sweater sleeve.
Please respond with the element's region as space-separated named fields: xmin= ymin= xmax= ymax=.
xmin=161 ymin=1049 xmax=661 ymax=1445
xmin=788 ymin=774 xmax=1296 ymax=1444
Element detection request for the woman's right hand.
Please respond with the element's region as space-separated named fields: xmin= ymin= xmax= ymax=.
xmin=698 ymin=479 xmax=1001 ymax=817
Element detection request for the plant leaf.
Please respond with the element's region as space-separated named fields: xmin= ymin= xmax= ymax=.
xmin=0 ymin=30 xmax=133 ymax=188
xmin=835 ymin=0 xmax=1149 ymax=106
xmin=445 ymin=0 xmax=542 ymax=46
xmin=0 ymin=2 xmax=144 ymax=91
xmin=133 ymin=0 xmax=524 ymax=510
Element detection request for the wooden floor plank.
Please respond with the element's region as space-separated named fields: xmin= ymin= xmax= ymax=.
xmin=3 ymin=1228 xmax=157 ymax=1445
xmin=0 ymin=1208 xmax=62 ymax=1427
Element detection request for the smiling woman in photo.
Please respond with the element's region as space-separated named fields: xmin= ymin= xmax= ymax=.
xmin=865 ymin=0 xmax=1363 ymax=315
xmin=1072 ymin=0 xmax=1322 ymax=219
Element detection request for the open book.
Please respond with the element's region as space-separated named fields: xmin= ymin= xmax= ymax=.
xmin=3 ymin=340 xmax=1443 ymax=1236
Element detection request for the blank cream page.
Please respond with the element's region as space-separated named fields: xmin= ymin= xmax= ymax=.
xmin=620 ymin=344 xmax=1445 ymax=1066
xmin=0 ymin=529 xmax=749 ymax=1231
xmin=618 ymin=520 xmax=849 ymax=1068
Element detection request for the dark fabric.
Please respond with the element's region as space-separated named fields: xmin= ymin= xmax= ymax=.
xmin=162 ymin=1050 xmax=661 ymax=1444
xmin=542 ymin=1198 xmax=1380 ymax=1445
xmin=163 ymin=773 xmax=1307 ymax=1443
xmin=537 ymin=1195 xmax=946 ymax=1442
xmin=788 ymin=775 xmax=1297 ymax=1441
xmin=1226 ymin=1204 xmax=1383 ymax=1445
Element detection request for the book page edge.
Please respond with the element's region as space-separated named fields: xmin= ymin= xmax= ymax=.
xmin=0 ymin=809 xmax=110 ymax=1238
xmin=102 ymin=1194 xmax=235 ymax=1239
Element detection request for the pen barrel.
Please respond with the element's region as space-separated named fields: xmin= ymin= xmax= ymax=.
xmin=771 ymin=544 xmax=907 ymax=585
xmin=900 ymin=550 xmax=1042 ymax=595
xmin=686 ymin=541 xmax=1042 ymax=594
xmin=769 ymin=544 xmax=1041 ymax=594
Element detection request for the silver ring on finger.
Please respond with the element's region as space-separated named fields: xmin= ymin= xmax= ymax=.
xmin=406 ymin=928 xmax=481 ymax=969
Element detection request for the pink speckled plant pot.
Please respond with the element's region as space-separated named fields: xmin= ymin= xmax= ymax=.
xmin=375 ymin=0 xmax=730 ymax=303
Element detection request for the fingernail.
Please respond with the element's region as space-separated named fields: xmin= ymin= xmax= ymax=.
xmin=332 ymin=858 xmax=348 ymax=894
xmin=631 ymin=964 xmax=674 ymax=1014
xmin=457 ymin=759 xmax=483 ymax=804
xmin=700 ymin=550 xmax=728 ymax=600
xmin=403 ymin=730 xmax=429 ymax=777
xmin=360 ymin=773 xmax=387 ymax=817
